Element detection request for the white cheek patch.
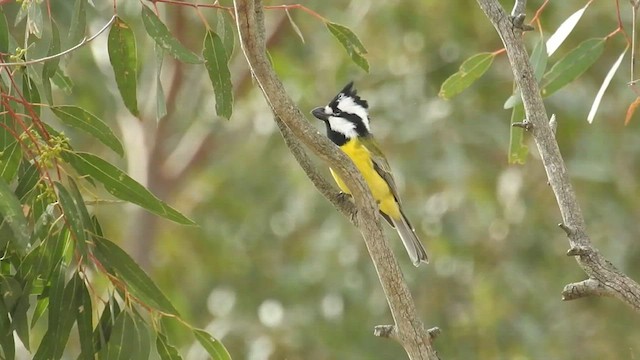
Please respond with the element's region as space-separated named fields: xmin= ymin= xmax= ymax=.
xmin=324 ymin=105 xmax=332 ymax=114
xmin=337 ymin=96 xmax=370 ymax=131
xmin=328 ymin=116 xmax=358 ymax=139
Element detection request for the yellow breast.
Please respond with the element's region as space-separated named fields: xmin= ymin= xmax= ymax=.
xmin=330 ymin=139 xmax=400 ymax=218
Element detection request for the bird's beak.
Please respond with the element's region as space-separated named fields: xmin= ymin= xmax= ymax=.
xmin=311 ymin=107 xmax=329 ymax=121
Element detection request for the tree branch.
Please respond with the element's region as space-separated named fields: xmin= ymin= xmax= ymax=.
xmin=233 ymin=0 xmax=439 ymax=358
xmin=476 ymin=0 xmax=640 ymax=311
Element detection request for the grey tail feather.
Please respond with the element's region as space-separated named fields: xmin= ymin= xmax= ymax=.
xmin=391 ymin=214 xmax=429 ymax=266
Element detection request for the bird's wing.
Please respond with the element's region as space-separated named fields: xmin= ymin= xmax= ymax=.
xmin=360 ymin=135 xmax=402 ymax=205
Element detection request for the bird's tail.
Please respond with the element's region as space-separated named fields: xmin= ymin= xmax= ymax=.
xmin=391 ymin=211 xmax=428 ymax=266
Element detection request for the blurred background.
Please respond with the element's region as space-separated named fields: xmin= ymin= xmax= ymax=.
xmin=24 ymin=0 xmax=640 ymax=358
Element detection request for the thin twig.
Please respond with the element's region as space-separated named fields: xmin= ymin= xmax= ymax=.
xmin=0 ymin=15 xmax=117 ymax=67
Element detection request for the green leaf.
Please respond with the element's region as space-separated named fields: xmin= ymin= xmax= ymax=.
xmin=22 ymin=73 xmax=41 ymax=117
xmin=15 ymin=162 xmax=40 ymax=200
xmin=93 ymin=295 xmax=120 ymax=353
xmin=11 ymin=290 xmax=30 ymax=351
xmin=34 ymin=267 xmax=81 ymax=360
xmin=76 ymin=278 xmax=95 ymax=359
xmin=66 ymin=177 xmax=95 ymax=241
xmin=54 ymin=182 xmax=88 ymax=255
xmin=93 ymin=237 xmax=179 ymax=315
xmin=68 ymin=0 xmax=87 ymax=48
xmin=588 ymin=48 xmax=627 ymax=123
xmin=0 ymin=141 xmax=23 ymax=182
xmin=193 ymin=329 xmax=231 ymax=360
xmin=42 ymin=20 xmax=60 ymax=104
xmin=30 ymin=295 xmax=48 ymax=327
xmin=325 ymin=22 xmax=369 ymax=72
xmin=155 ymin=44 xmax=167 ymax=121
xmin=52 ymin=69 xmax=74 ymax=94
xmin=141 ymin=6 xmax=202 ymax=64
xmin=156 ymin=333 xmax=183 ymax=360
xmin=62 ymin=152 xmax=194 ymax=225
xmin=108 ymin=16 xmax=139 ymax=117
xmin=509 ymin=104 xmax=528 ymax=164
xmin=0 ymin=297 xmax=15 ymax=360
xmin=98 ymin=311 xmax=150 ymax=360
xmin=216 ymin=11 xmax=235 ymax=60
xmin=541 ymin=38 xmax=605 ymax=97
xmin=0 ymin=11 xmax=9 ymax=54
xmin=51 ymin=106 xmax=124 ymax=156
xmin=439 ymin=52 xmax=495 ymax=99
xmin=0 ymin=178 xmax=30 ymax=254
xmin=203 ymin=31 xmax=233 ymax=119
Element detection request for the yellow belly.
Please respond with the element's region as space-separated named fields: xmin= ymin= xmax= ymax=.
xmin=330 ymin=139 xmax=400 ymax=218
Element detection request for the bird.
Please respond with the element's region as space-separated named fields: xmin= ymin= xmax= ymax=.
xmin=311 ymin=82 xmax=429 ymax=266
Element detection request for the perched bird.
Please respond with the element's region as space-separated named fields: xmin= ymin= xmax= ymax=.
xmin=311 ymin=82 xmax=428 ymax=266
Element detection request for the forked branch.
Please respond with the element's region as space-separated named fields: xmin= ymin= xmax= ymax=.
xmin=476 ymin=0 xmax=640 ymax=311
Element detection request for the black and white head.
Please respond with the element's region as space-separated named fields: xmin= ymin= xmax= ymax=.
xmin=311 ymin=82 xmax=371 ymax=146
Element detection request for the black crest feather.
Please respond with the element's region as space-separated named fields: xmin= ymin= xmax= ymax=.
xmin=328 ymin=81 xmax=369 ymax=110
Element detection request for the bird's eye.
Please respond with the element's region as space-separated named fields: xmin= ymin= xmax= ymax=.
xmin=333 ymin=110 xmax=342 ymax=116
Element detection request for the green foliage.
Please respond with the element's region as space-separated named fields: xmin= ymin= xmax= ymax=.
xmin=439 ymin=52 xmax=495 ymax=99
xmin=141 ymin=6 xmax=202 ymax=64
xmin=203 ymin=30 xmax=234 ymax=120
xmin=108 ymin=16 xmax=139 ymax=117
xmin=325 ymin=22 xmax=369 ymax=72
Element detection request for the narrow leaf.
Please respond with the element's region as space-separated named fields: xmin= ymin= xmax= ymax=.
xmin=98 ymin=311 xmax=133 ymax=360
xmin=93 ymin=237 xmax=179 ymax=315
xmin=0 ymin=297 xmax=15 ymax=360
xmin=285 ymin=9 xmax=304 ymax=43
xmin=76 ymin=278 xmax=95 ymax=359
xmin=54 ymin=182 xmax=88 ymax=254
xmin=203 ymin=31 xmax=233 ymax=119
xmin=509 ymin=104 xmax=529 ymax=164
xmin=155 ymin=44 xmax=168 ymax=121
xmin=93 ymin=295 xmax=120 ymax=353
xmin=0 ymin=12 xmax=8 ymax=54
xmin=0 ymin=179 xmax=30 ymax=254
xmin=193 ymin=329 xmax=231 ymax=360
xmin=68 ymin=0 xmax=87 ymax=48
xmin=541 ymin=38 xmax=605 ymax=97
xmin=52 ymin=69 xmax=74 ymax=94
xmin=325 ymin=22 xmax=369 ymax=72
xmin=625 ymin=96 xmax=640 ymax=125
xmin=15 ymin=163 xmax=39 ymax=200
xmin=22 ymin=73 xmax=41 ymax=117
xmin=439 ymin=52 xmax=495 ymax=99
xmin=546 ymin=3 xmax=590 ymax=56
xmin=156 ymin=333 xmax=183 ymax=360
xmin=588 ymin=48 xmax=626 ymax=123
xmin=0 ymin=141 xmax=22 ymax=182
xmin=62 ymin=152 xmax=194 ymax=225
xmin=216 ymin=11 xmax=235 ymax=60
xmin=141 ymin=6 xmax=202 ymax=64
xmin=42 ymin=20 xmax=60 ymax=82
xmin=108 ymin=16 xmax=139 ymax=117
xmin=51 ymin=106 xmax=124 ymax=156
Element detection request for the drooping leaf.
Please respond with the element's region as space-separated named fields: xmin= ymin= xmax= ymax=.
xmin=98 ymin=310 xmax=150 ymax=360
xmin=0 ymin=141 xmax=22 ymax=182
xmin=34 ymin=267 xmax=81 ymax=360
xmin=62 ymin=152 xmax=194 ymax=225
xmin=51 ymin=106 xmax=124 ymax=156
xmin=93 ymin=295 xmax=121 ymax=353
xmin=26 ymin=0 xmax=44 ymax=38
xmin=625 ymin=96 xmax=640 ymax=125
xmin=66 ymin=177 xmax=95 ymax=242
xmin=141 ymin=6 xmax=202 ymax=64
xmin=76 ymin=278 xmax=95 ymax=359
xmin=93 ymin=237 xmax=179 ymax=315
xmin=216 ymin=11 xmax=235 ymax=60
xmin=156 ymin=333 xmax=183 ymax=360
xmin=42 ymin=20 xmax=60 ymax=104
xmin=193 ymin=329 xmax=232 ymax=360
xmin=30 ymin=295 xmax=48 ymax=327
xmin=0 ymin=297 xmax=15 ymax=360
xmin=203 ymin=30 xmax=233 ymax=119
xmin=439 ymin=52 xmax=495 ymax=100
xmin=546 ymin=3 xmax=591 ymax=56
xmin=14 ymin=162 xmax=40 ymax=201
xmin=541 ymin=38 xmax=605 ymax=97
xmin=154 ymin=43 xmax=168 ymax=121
xmin=11 ymin=290 xmax=30 ymax=351
xmin=52 ymin=69 xmax=74 ymax=94
xmin=54 ymin=182 xmax=88 ymax=255
xmin=68 ymin=0 xmax=87 ymax=48
xmin=285 ymin=9 xmax=304 ymax=43
xmin=588 ymin=48 xmax=626 ymax=123
xmin=509 ymin=104 xmax=528 ymax=164
xmin=108 ymin=16 xmax=139 ymax=117
xmin=325 ymin=22 xmax=369 ymax=72
xmin=22 ymin=72 xmax=41 ymax=117
xmin=0 ymin=12 xmax=8 ymax=54
xmin=0 ymin=179 xmax=30 ymax=254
